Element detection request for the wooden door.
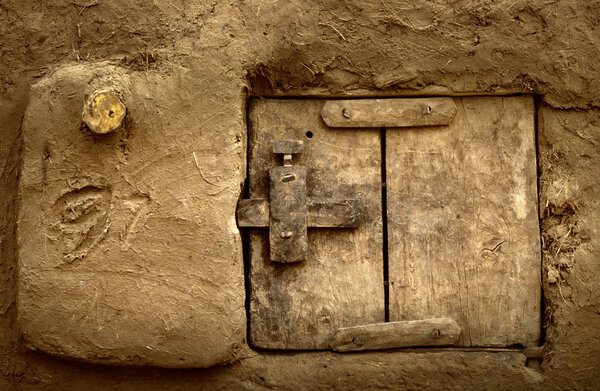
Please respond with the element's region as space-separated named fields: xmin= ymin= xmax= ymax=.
xmin=386 ymin=96 xmax=541 ymax=347
xmin=246 ymin=95 xmax=541 ymax=350
xmin=247 ymin=99 xmax=384 ymax=349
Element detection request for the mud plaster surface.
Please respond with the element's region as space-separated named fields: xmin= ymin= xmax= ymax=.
xmin=1 ymin=0 xmax=599 ymax=389
xmin=18 ymin=63 xmax=246 ymax=368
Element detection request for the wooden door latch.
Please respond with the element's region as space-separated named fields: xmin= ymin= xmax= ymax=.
xmin=237 ymin=140 xmax=360 ymax=263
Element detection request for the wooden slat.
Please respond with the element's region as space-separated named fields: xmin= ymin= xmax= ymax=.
xmin=386 ymin=96 xmax=541 ymax=348
xmin=329 ymin=318 xmax=461 ymax=352
xmin=237 ymin=199 xmax=359 ymax=228
xmin=237 ymin=199 xmax=269 ymax=227
xmin=273 ymin=140 xmax=304 ymax=154
xmin=269 ymin=166 xmax=308 ymax=263
xmin=248 ymin=98 xmax=383 ymax=349
xmin=321 ymin=98 xmax=457 ymax=128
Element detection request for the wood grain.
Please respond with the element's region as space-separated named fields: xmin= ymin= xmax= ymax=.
xmin=269 ymin=165 xmax=308 ymax=262
xmin=248 ymin=98 xmax=384 ymax=349
xmin=305 ymin=199 xmax=360 ymax=228
xmin=329 ymin=318 xmax=461 ymax=352
xmin=237 ymin=199 xmax=270 ymax=227
xmin=237 ymin=199 xmax=360 ymax=228
xmin=386 ymin=95 xmax=541 ymax=347
xmin=321 ymin=98 xmax=457 ymax=128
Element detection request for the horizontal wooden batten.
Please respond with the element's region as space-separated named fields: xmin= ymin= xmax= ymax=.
xmin=237 ymin=198 xmax=359 ymax=228
xmin=237 ymin=198 xmax=270 ymax=227
xmin=329 ymin=318 xmax=461 ymax=352
xmin=321 ymin=98 xmax=457 ymax=128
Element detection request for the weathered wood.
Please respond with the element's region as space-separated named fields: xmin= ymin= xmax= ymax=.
xmin=329 ymin=318 xmax=461 ymax=352
xmin=82 ymin=89 xmax=126 ymax=134
xmin=237 ymin=198 xmax=269 ymax=227
xmin=248 ymin=98 xmax=383 ymax=349
xmin=306 ymin=199 xmax=359 ymax=228
xmin=321 ymin=98 xmax=457 ymax=128
xmin=273 ymin=139 xmax=304 ymax=155
xmin=237 ymin=198 xmax=359 ymax=228
xmin=269 ymin=166 xmax=308 ymax=262
xmin=386 ymin=95 xmax=541 ymax=347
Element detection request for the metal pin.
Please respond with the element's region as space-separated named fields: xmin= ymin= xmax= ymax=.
xmin=280 ymin=231 xmax=293 ymax=239
xmin=282 ymin=174 xmax=296 ymax=182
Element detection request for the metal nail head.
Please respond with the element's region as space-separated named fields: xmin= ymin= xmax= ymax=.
xmin=280 ymin=231 xmax=293 ymax=239
xmin=282 ymin=174 xmax=296 ymax=182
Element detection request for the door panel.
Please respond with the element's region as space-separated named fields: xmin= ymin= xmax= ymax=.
xmin=386 ymin=96 xmax=541 ymax=347
xmin=248 ymin=99 xmax=384 ymax=349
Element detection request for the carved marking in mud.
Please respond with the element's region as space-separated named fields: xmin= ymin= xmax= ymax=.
xmin=49 ymin=187 xmax=153 ymax=263
xmin=119 ymin=194 xmax=151 ymax=251
xmin=50 ymin=186 xmax=112 ymax=263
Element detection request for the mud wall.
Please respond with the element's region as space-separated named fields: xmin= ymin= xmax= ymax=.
xmin=1 ymin=0 xmax=599 ymax=389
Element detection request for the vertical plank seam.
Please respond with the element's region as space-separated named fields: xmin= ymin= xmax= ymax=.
xmin=381 ymin=127 xmax=390 ymax=322
xmin=534 ymin=94 xmax=545 ymax=348
xmin=243 ymin=97 xmax=253 ymax=347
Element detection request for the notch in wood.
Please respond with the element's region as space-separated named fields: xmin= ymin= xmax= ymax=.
xmin=321 ymin=98 xmax=457 ymax=128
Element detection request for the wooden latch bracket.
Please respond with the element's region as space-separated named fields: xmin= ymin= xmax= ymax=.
xmin=237 ymin=140 xmax=360 ymax=263
xmin=320 ymin=97 xmax=457 ymax=128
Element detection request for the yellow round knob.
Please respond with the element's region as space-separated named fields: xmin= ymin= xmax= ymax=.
xmin=82 ymin=90 xmax=126 ymax=134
